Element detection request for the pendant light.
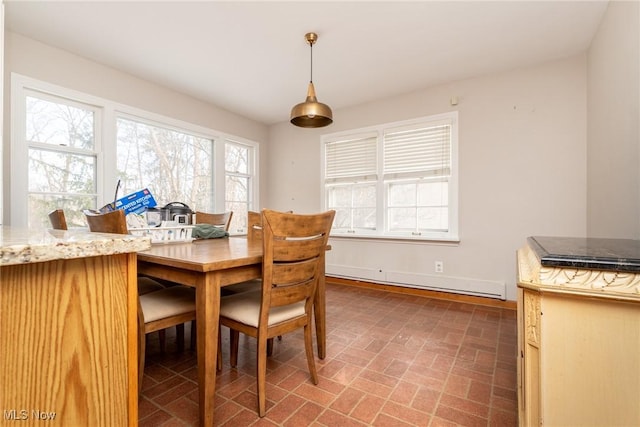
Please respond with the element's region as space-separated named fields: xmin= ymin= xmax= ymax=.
xmin=290 ymin=32 xmax=333 ymax=128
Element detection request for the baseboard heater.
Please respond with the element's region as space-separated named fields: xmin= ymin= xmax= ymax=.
xmin=327 ymin=264 xmax=506 ymax=300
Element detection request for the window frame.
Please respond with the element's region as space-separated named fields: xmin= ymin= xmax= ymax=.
xmin=321 ymin=112 xmax=459 ymax=242
xmin=114 ymin=112 xmax=218 ymax=212
xmin=26 ymin=88 xmax=102 ymax=206
xmin=10 ymin=73 xmax=259 ymax=230
xmin=223 ymin=138 xmax=259 ymax=233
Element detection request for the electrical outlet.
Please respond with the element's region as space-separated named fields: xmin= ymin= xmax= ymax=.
xmin=435 ymin=261 xmax=444 ymax=273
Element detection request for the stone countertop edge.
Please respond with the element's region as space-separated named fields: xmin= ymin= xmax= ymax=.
xmin=1 ymin=226 xmax=151 ymax=266
xmin=527 ymin=235 xmax=640 ymax=273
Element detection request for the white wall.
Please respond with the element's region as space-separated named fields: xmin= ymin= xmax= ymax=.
xmin=3 ymin=30 xmax=596 ymax=302
xmin=2 ymin=32 xmax=269 ymax=224
xmin=269 ymin=56 xmax=588 ymax=301
xmin=587 ymin=1 xmax=640 ymax=239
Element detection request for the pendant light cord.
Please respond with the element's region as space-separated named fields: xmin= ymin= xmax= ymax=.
xmin=309 ymin=41 xmax=313 ymax=83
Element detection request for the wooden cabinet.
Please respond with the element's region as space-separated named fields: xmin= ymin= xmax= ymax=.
xmin=517 ymin=238 xmax=640 ymax=426
xmin=0 ymin=228 xmax=149 ymax=426
xmin=518 ymin=288 xmax=541 ymax=426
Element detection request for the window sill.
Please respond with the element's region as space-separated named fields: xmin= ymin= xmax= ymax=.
xmin=328 ymin=233 xmax=460 ymax=245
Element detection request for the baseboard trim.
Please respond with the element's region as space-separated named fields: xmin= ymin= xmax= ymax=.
xmin=326 ymin=275 xmax=517 ymax=310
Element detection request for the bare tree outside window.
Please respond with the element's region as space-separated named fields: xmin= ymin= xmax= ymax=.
xmin=17 ymin=78 xmax=259 ymax=232
xmin=225 ymin=141 xmax=252 ymax=232
xmin=26 ymin=94 xmax=98 ymax=228
xmin=116 ymin=118 xmax=213 ymax=211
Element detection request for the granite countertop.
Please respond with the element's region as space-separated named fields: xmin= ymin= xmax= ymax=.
xmin=1 ymin=226 xmax=151 ymax=266
xmin=528 ymin=236 xmax=640 ymax=273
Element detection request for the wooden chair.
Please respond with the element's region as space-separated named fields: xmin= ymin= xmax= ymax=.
xmin=219 ymin=209 xmax=335 ymax=416
xmin=227 ymin=209 xmax=292 ymax=292
xmin=247 ymin=210 xmax=262 ymax=241
xmin=194 ymin=211 xmax=233 ymax=231
xmin=178 ymin=210 xmax=234 ymax=350
xmin=48 ymin=209 xmax=68 ymax=230
xmin=210 ymin=210 xmax=265 ymax=368
xmin=137 ymin=285 xmax=196 ymax=391
xmin=220 ymin=210 xmax=263 ymax=295
xmin=223 ymin=210 xmax=288 ymax=351
xmin=191 ymin=209 xmax=264 ymax=360
xmin=83 ymin=209 xmax=164 ymax=292
xmin=82 ymin=209 xmax=194 ymax=360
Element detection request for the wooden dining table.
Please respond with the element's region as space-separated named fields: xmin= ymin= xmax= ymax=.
xmin=136 ymin=236 xmax=329 ymax=427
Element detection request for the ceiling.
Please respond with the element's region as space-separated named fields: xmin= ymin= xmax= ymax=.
xmin=4 ymin=1 xmax=609 ymax=126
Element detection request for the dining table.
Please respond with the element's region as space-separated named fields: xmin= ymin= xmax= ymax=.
xmin=136 ymin=236 xmax=329 ymax=427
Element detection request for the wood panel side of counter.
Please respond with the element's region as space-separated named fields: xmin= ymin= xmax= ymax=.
xmin=0 ymin=253 xmax=137 ymax=426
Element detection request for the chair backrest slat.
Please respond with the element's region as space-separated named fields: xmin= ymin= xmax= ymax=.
xmin=261 ymin=210 xmax=334 ymax=311
xmin=194 ymin=211 xmax=233 ymax=231
xmin=83 ymin=209 xmax=128 ymax=234
xmin=248 ymin=210 xmax=293 ymax=242
xmin=48 ymin=209 xmax=68 ymax=230
xmin=247 ymin=210 xmax=262 ymax=242
xmin=272 ymin=238 xmax=326 ymax=261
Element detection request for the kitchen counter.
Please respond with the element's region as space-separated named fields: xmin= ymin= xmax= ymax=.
xmin=1 ymin=226 xmax=151 ymax=265
xmin=1 ymin=226 xmax=150 ymax=426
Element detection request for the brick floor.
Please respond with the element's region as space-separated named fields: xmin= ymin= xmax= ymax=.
xmin=139 ymin=282 xmax=517 ymax=426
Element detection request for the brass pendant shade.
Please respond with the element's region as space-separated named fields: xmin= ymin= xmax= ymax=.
xmin=290 ymin=33 xmax=333 ymax=128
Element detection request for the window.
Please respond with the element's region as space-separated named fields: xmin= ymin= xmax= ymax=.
xmin=116 ymin=116 xmax=214 ymax=211
xmin=11 ymin=74 xmax=259 ymax=231
xmin=22 ymin=90 xmax=100 ymax=228
xmin=224 ymin=140 xmax=255 ymax=233
xmin=322 ymin=112 xmax=458 ymax=241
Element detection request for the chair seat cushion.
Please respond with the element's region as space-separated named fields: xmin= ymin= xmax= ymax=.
xmin=137 ymin=276 xmax=166 ymax=295
xmin=140 ymin=286 xmax=195 ymax=322
xmin=220 ymin=290 xmax=305 ymax=327
xmin=223 ymin=279 xmax=262 ymax=295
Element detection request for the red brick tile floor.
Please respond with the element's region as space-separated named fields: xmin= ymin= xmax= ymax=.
xmin=139 ymin=282 xmax=518 ymax=426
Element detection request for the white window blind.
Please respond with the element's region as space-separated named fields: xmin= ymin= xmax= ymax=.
xmin=325 ymin=133 xmax=377 ymax=183
xmin=322 ymin=112 xmax=458 ymax=241
xmin=383 ymin=120 xmax=451 ymax=180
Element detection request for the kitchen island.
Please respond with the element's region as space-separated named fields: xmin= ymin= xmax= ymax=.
xmin=517 ymin=236 xmax=640 ymax=426
xmin=0 ymin=227 xmax=150 ymax=426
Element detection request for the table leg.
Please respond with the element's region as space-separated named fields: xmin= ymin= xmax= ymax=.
xmin=197 ymin=274 xmax=219 ymax=427
xmin=314 ymin=251 xmax=327 ymax=359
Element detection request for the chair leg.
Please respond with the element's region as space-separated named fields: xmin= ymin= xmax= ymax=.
xmin=267 ymin=338 xmax=274 ymax=356
xmin=190 ymin=320 xmax=197 ymax=350
xmin=217 ymin=328 xmax=223 ymax=372
xmin=159 ymin=330 xmax=166 ymax=353
xmin=230 ymin=329 xmax=240 ymax=368
xmin=257 ymin=333 xmax=268 ymax=417
xmin=137 ymin=299 xmax=146 ymax=396
xmin=138 ymin=331 xmax=146 ymax=395
xmin=303 ymin=323 xmax=318 ymax=385
xmin=176 ymin=324 xmax=185 ymax=352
